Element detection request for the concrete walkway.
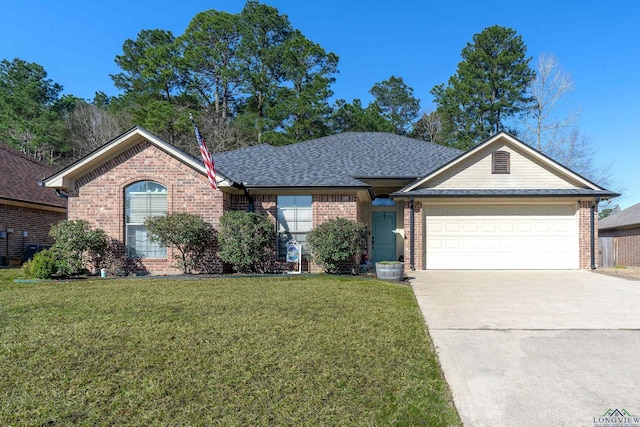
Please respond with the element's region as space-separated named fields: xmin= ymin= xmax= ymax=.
xmin=410 ymin=270 xmax=640 ymax=427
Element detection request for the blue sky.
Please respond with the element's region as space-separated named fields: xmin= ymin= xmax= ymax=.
xmin=2 ymin=0 xmax=639 ymax=207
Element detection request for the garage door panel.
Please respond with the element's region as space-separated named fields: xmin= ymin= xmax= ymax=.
xmin=425 ymin=205 xmax=578 ymax=269
xmin=464 ymin=223 xmax=478 ymax=232
xmin=517 ymin=223 xmax=532 ymax=232
xmin=428 ymin=223 xmax=443 ymax=232
xmin=463 ymin=239 xmax=480 ymax=249
xmin=482 ymin=223 xmax=497 ymax=232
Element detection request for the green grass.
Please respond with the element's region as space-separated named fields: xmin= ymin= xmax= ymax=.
xmin=0 ymin=270 xmax=459 ymax=426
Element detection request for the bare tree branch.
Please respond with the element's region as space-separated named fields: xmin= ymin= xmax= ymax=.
xmin=526 ymin=53 xmax=579 ymax=151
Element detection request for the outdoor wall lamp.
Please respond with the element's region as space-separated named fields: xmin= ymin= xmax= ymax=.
xmin=22 ymin=231 xmax=28 ymax=237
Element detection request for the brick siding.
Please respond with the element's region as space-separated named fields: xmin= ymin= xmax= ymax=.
xmin=600 ymin=226 xmax=640 ymax=267
xmin=403 ymin=201 xmax=423 ymax=270
xmin=0 ymin=203 xmax=65 ymax=262
xmin=313 ymin=194 xmax=358 ymax=224
xmin=578 ymin=201 xmax=596 ymax=269
xmin=68 ymin=142 xmax=224 ymax=274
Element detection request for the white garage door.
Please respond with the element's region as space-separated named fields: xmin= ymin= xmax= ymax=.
xmin=425 ymin=205 xmax=578 ymax=269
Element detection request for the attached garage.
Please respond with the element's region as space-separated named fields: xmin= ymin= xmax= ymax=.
xmin=425 ymin=204 xmax=579 ymax=269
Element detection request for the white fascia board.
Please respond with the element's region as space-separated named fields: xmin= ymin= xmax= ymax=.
xmin=43 ymin=127 xmax=233 ymax=190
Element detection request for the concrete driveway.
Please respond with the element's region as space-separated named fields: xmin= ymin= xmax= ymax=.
xmin=411 ymin=270 xmax=640 ymax=427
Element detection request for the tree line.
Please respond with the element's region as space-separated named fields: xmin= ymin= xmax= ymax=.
xmin=0 ymin=1 xmax=608 ymax=185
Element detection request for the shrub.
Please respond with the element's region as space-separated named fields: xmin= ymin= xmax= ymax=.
xmin=23 ymin=220 xmax=109 ymax=278
xmin=98 ymin=238 xmax=147 ymax=277
xmin=22 ymin=248 xmax=71 ymax=279
xmin=218 ymin=211 xmax=274 ymax=273
xmin=307 ymin=218 xmax=366 ymax=274
xmin=144 ymin=213 xmax=215 ymax=274
xmin=49 ymin=220 xmax=109 ymax=275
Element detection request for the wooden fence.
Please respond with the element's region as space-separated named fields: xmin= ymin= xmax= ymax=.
xmin=598 ymin=237 xmax=617 ymax=268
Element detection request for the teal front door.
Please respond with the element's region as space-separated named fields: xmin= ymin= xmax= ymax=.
xmin=372 ymin=211 xmax=396 ymax=263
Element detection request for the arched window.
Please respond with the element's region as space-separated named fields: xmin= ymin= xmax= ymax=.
xmin=125 ymin=181 xmax=167 ymax=258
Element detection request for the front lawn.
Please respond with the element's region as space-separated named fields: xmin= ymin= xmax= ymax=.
xmin=0 ymin=271 xmax=459 ymax=426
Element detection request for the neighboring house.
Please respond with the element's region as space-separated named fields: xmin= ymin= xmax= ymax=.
xmin=42 ymin=127 xmax=617 ymax=274
xmin=598 ymin=203 xmax=640 ymax=267
xmin=0 ymin=144 xmax=67 ymax=265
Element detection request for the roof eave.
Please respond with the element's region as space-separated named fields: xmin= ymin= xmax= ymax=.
xmin=244 ymin=184 xmax=371 ymax=190
xmin=391 ymin=191 xmax=620 ymax=200
xmin=599 ymin=223 xmax=640 ymax=231
xmin=43 ymin=126 xmax=236 ymax=190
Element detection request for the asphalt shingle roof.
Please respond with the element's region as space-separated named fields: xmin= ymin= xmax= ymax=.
xmin=214 ymin=132 xmax=463 ymax=187
xmin=599 ymin=203 xmax=640 ymax=230
xmin=0 ymin=144 xmax=67 ymax=208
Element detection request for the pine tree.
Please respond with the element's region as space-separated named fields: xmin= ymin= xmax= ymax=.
xmin=432 ymin=25 xmax=535 ymax=149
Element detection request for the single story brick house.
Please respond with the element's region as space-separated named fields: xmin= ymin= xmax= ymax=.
xmin=0 ymin=144 xmax=67 ymax=265
xmin=598 ymin=203 xmax=640 ymax=267
xmin=42 ymin=126 xmax=617 ymax=274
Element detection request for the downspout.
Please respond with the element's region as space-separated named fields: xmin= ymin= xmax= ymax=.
xmin=243 ymin=187 xmax=254 ymax=213
xmin=590 ymin=196 xmax=601 ymax=270
xmin=409 ymin=197 xmax=415 ymax=270
xmin=55 ymin=189 xmax=69 ymax=199
xmin=54 ymin=189 xmax=69 ymax=221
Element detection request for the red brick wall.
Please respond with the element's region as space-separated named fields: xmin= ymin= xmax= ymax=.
xmin=403 ymin=201 xmax=423 ymax=270
xmin=0 ymin=203 xmax=66 ymax=261
xmin=600 ymin=227 xmax=640 ymax=267
xmin=313 ymin=194 xmax=358 ymax=225
xmin=578 ymin=201 xmax=596 ymax=269
xmin=225 ymin=193 xmax=277 ymax=220
xmin=68 ymin=141 xmax=224 ymax=274
xmin=358 ymin=199 xmax=371 ymax=228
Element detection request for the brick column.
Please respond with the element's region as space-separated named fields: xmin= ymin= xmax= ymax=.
xmin=578 ymin=200 xmax=596 ymax=270
xmin=403 ymin=201 xmax=423 ymax=270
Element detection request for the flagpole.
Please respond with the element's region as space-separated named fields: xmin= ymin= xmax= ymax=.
xmin=190 ymin=114 xmax=218 ymax=190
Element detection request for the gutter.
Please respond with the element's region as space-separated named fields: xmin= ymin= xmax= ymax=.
xmin=591 ymin=196 xmax=601 ymax=270
xmin=409 ymin=197 xmax=415 ymax=270
xmin=243 ymin=187 xmax=254 ymax=213
xmin=390 ymin=191 xmax=620 ymax=199
xmin=244 ymin=185 xmax=375 ymax=201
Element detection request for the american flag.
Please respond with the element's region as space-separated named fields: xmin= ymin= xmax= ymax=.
xmin=191 ymin=117 xmax=217 ymax=190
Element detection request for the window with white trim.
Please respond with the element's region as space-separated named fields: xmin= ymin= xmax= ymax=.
xmin=277 ymin=195 xmax=312 ymax=257
xmin=125 ymin=181 xmax=167 ymax=258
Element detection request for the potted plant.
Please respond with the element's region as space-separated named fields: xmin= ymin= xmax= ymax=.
xmin=375 ymin=260 xmax=404 ymax=281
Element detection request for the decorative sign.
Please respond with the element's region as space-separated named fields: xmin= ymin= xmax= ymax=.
xmin=286 ymin=239 xmax=302 ymax=274
xmin=286 ymin=240 xmax=300 ymax=263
